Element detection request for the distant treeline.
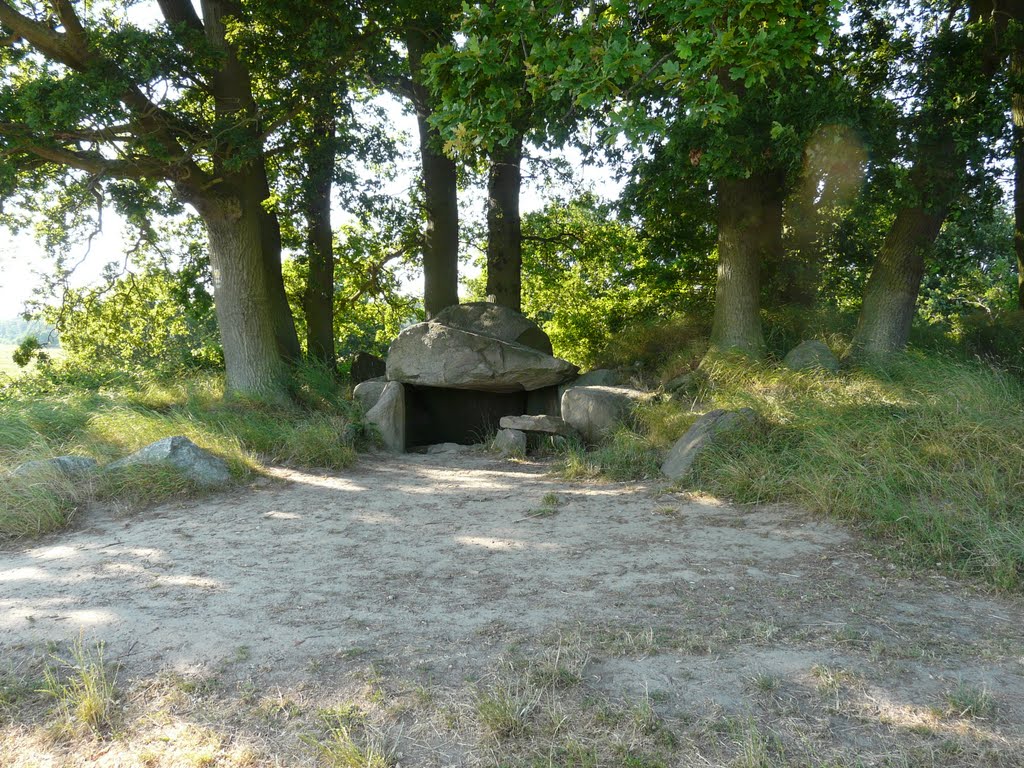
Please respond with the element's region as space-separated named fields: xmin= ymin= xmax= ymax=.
xmin=0 ymin=318 xmax=59 ymax=346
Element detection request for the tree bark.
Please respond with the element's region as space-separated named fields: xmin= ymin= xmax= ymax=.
xmin=854 ymin=0 xmax=1012 ymax=356
xmin=193 ymin=191 xmax=290 ymax=402
xmin=407 ymin=26 xmax=460 ymax=318
xmin=1016 ymin=122 xmax=1024 ymax=310
xmin=201 ymin=0 xmax=300 ymax=366
xmin=486 ymin=135 xmax=524 ymax=312
xmin=709 ymin=174 xmax=780 ymax=356
xmin=303 ymin=101 xmax=337 ymax=364
xmin=855 ymin=207 xmax=945 ymax=353
xmin=1014 ymin=51 xmax=1024 ymax=310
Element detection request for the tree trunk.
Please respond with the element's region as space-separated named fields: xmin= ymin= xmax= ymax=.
xmin=195 ymin=193 xmax=290 ymax=402
xmin=1016 ymin=122 xmax=1024 ymax=310
xmin=854 ymin=0 xmax=1012 ymax=356
xmin=486 ymin=136 xmax=524 ymax=312
xmin=709 ymin=175 xmax=777 ymax=356
xmin=407 ymin=26 xmax=460 ymax=318
xmin=201 ymin=0 xmax=300 ymax=365
xmin=303 ymin=102 xmax=337 ymax=364
xmin=1014 ymin=51 xmax=1024 ymax=310
xmin=854 ymin=207 xmax=944 ymax=354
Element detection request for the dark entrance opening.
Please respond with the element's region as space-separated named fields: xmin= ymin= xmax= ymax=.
xmin=404 ymin=384 xmax=561 ymax=449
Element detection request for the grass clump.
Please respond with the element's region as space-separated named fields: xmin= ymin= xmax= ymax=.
xmin=944 ymin=680 xmax=995 ymax=720
xmin=687 ymin=353 xmax=1024 ymax=590
xmin=558 ymin=427 xmax=662 ymax=481
xmin=0 ymin=469 xmax=83 ymax=536
xmin=0 ymin=364 xmax=366 ymax=539
xmin=42 ymin=636 xmax=119 ymax=737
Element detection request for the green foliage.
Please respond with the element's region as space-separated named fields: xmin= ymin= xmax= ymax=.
xmin=46 ymin=266 xmax=220 ymax=375
xmin=11 ymin=336 xmax=50 ymax=368
xmin=510 ymin=195 xmax=699 ymax=368
xmin=282 ymin=220 xmax=422 ymax=364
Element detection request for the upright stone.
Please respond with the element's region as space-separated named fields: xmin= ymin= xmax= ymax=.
xmin=353 ymin=379 xmax=388 ymax=412
xmin=661 ymin=408 xmax=757 ymax=480
xmin=366 ymin=381 xmax=406 ymax=452
xmin=492 ymin=428 xmax=527 ymax=457
xmin=560 ymin=386 xmax=655 ymax=444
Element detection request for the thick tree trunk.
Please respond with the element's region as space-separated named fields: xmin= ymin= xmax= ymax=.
xmin=1017 ymin=131 xmax=1024 ymax=310
xmin=854 ymin=0 xmax=1013 ymax=356
xmin=195 ymin=193 xmax=290 ymax=402
xmin=709 ymin=175 xmax=778 ymax=356
xmin=855 ymin=207 xmax=945 ymax=354
xmin=201 ymin=0 xmax=300 ymax=366
xmin=486 ymin=136 xmax=524 ymax=312
xmin=407 ymin=26 xmax=460 ymax=318
xmin=303 ymin=105 xmax=336 ymax=364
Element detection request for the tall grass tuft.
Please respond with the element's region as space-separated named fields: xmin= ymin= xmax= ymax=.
xmin=42 ymin=636 xmax=119 ymax=737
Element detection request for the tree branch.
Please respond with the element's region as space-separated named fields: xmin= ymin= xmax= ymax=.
xmin=156 ymin=0 xmax=204 ymax=32
xmin=0 ymin=0 xmax=87 ymax=66
xmin=49 ymin=0 xmax=87 ymax=48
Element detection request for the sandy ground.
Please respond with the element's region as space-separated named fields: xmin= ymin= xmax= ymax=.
xmin=2 ymin=450 xmax=1023 ymax=766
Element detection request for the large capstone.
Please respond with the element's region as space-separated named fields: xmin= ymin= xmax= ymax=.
xmin=386 ymin=322 xmax=577 ymax=393
xmin=432 ymin=302 xmax=553 ymax=354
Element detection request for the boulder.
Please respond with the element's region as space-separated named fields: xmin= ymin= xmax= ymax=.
xmin=13 ymin=455 xmax=98 ymax=478
xmin=433 ymin=302 xmax=553 ymax=354
xmin=351 ymin=352 xmax=387 ymax=384
xmin=783 ymin=340 xmax=840 ymax=374
xmin=353 ymin=379 xmax=388 ymax=412
xmin=560 ymin=385 xmax=655 ymax=444
xmin=661 ymin=408 xmax=757 ymax=480
xmin=386 ymin=322 xmax=577 ymax=393
xmin=492 ymin=428 xmax=527 ymax=457
xmin=106 ymin=437 xmax=231 ymax=486
xmin=499 ymin=414 xmax=579 ymax=439
xmin=365 ymin=381 xmax=406 ymax=453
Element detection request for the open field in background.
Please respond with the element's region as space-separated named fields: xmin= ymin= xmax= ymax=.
xmin=0 ymin=344 xmax=63 ymax=379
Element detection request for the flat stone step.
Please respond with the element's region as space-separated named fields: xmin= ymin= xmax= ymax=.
xmin=499 ymin=414 xmax=578 ymax=438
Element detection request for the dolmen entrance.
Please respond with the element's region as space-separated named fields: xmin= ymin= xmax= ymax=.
xmin=354 ymin=303 xmax=580 ymax=452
